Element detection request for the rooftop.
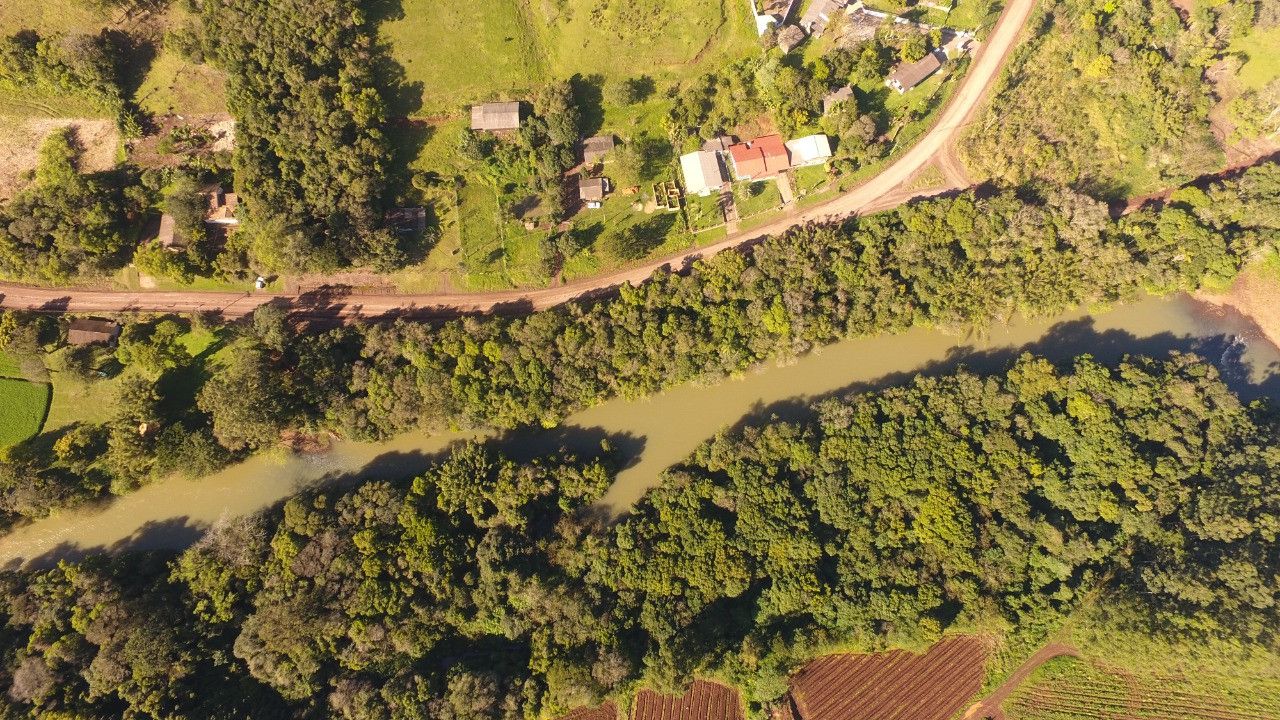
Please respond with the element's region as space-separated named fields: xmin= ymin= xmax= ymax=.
xmin=470 ymin=101 xmax=522 ymax=131
xmin=888 ymin=51 xmax=944 ymax=92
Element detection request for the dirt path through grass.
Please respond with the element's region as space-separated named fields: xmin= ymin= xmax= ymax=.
xmin=962 ymin=643 xmax=1081 ymax=720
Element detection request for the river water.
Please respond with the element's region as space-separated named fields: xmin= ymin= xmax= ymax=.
xmin=1 ymin=294 xmax=1276 ymax=568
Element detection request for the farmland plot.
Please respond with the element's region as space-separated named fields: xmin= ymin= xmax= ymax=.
xmin=788 ymin=635 xmax=989 ymax=720
xmin=1007 ymin=657 xmax=1280 ymax=720
xmin=631 ymin=679 xmax=744 ymax=720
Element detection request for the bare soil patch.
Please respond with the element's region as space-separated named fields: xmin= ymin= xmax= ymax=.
xmin=1195 ymin=269 xmax=1280 ymax=352
xmin=127 ymin=113 xmax=234 ymax=170
xmin=0 ymin=117 xmax=118 ymax=200
xmin=631 ymin=679 xmax=744 ymax=720
xmin=789 ymin=635 xmax=990 ymax=720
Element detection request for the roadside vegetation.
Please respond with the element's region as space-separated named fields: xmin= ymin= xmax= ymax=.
xmin=0 ymin=351 xmax=1277 ymax=717
xmin=961 ymin=0 xmax=1277 ymax=198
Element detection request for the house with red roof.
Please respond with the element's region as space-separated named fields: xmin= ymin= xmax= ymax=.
xmin=728 ymin=135 xmax=791 ymax=180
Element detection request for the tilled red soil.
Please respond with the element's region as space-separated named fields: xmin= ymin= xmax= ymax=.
xmin=631 ymin=679 xmax=745 ymax=720
xmin=789 ymin=635 xmax=989 ymax=720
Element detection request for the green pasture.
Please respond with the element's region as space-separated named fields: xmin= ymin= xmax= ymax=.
xmin=1230 ymin=26 xmax=1280 ymax=91
xmin=0 ymin=378 xmax=49 ymax=449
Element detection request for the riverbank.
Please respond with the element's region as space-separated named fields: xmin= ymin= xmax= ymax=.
xmin=1195 ymin=267 xmax=1280 ymax=351
xmin=1 ymin=293 xmax=1277 ymax=569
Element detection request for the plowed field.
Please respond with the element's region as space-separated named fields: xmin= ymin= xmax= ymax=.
xmin=631 ymin=679 xmax=745 ymax=720
xmin=789 ymin=635 xmax=989 ymax=720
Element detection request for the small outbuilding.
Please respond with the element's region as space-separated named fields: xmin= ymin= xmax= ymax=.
xmin=823 ymin=85 xmax=855 ymax=115
xmin=800 ymin=0 xmax=849 ymax=34
xmin=67 ymin=318 xmax=121 ymax=346
xmin=152 ymin=213 xmax=182 ymax=252
xmin=581 ymin=135 xmax=616 ymax=163
xmin=776 ymin=24 xmax=808 ymax=53
xmin=578 ymin=176 xmax=610 ymax=208
xmin=470 ymin=101 xmax=522 ymax=131
xmin=387 ymin=207 xmax=427 ymax=234
xmin=679 ymin=151 xmax=728 ymax=196
xmin=786 ymin=134 xmax=833 ymax=166
xmin=887 ymin=51 xmax=944 ymax=93
xmin=701 ymin=135 xmax=738 ymax=153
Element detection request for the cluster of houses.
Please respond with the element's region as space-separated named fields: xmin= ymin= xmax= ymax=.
xmin=753 ymin=0 xmax=973 ymax=93
xmin=470 ymin=101 xmax=621 ymax=212
xmin=680 ymin=133 xmax=832 ymax=196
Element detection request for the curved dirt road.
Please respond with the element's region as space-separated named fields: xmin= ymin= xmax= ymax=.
xmin=0 ymin=0 xmax=1036 ymax=320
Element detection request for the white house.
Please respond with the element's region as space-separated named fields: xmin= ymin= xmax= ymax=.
xmin=785 ymin=134 xmax=833 ymax=167
xmin=680 ymin=151 xmax=728 ymax=196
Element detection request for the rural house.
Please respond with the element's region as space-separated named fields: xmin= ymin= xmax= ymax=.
xmin=679 ymin=150 xmax=728 ymax=196
xmin=776 ymin=24 xmax=808 ymax=53
xmin=470 ymin=101 xmax=522 ymax=131
xmin=729 ymin=135 xmax=790 ymax=180
xmin=785 ymin=134 xmax=833 ymax=166
xmin=204 ymin=185 xmax=239 ymax=225
xmin=67 ymin=318 xmax=121 ymax=346
xmin=799 ymin=0 xmax=849 ymax=34
xmin=578 ymin=176 xmax=610 ymax=208
xmin=887 ymin=51 xmax=944 ymax=93
xmin=823 ymin=85 xmax=854 ymax=115
xmin=581 ymin=135 xmax=616 ymax=163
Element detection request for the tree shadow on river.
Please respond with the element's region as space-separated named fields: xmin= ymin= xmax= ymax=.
xmin=3 ymin=427 xmax=646 ymax=569
xmin=725 ymin=316 xmax=1280 ymax=435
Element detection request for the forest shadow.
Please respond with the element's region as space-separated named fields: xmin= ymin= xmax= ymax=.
xmin=724 ymin=317 xmax=1280 ymax=437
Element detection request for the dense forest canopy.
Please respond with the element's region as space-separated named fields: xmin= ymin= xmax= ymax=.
xmin=1 ymin=163 xmax=1277 ymax=526
xmin=197 ymin=0 xmax=400 ymax=271
xmin=0 ymin=354 xmax=1275 ymax=717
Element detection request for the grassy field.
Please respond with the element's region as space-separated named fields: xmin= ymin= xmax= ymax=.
xmin=792 ymin=164 xmax=831 ymax=195
xmin=380 ymin=0 xmax=758 ymax=116
xmin=0 ymin=378 xmax=50 ymax=449
xmin=1229 ymin=26 xmax=1280 ymax=91
xmin=134 ymin=48 xmax=229 ymax=118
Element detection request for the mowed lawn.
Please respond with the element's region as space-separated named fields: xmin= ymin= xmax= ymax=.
xmin=0 ymin=378 xmax=50 ymax=449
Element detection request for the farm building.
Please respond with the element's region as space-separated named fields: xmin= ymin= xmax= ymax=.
xmin=581 ymin=135 xmax=616 ymax=163
xmin=578 ymin=177 xmax=610 ymax=208
xmin=679 ymin=151 xmax=728 ymax=196
xmin=822 ymin=85 xmax=854 ymax=114
xmin=776 ymin=24 xmax=808 ymax=53
xmin=887 ymin=51 xmax=944 ymax=93
xmin=470 ymin=101 xmax=522 ymax=131
xmin=67 ymin=318 xmax=121 ymax=346
xmin=204 ymin=185 xmax=239 ymax=225
xmin=800 ymin=0 xmax=849 ymax=34
xmin=387 ymin=207 xmax=427 ymax=234
xmin=750 ymin=0 xmax=797 ymax=35
xmin=729 ymin=135 xmax=790 ymax=180
xmin=786 ymin=134 xmax=833 ymax=166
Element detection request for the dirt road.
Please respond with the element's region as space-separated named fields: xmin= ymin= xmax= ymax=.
xmin=962 ymin=643 xmax=1080 ymax=720
xmin=0 ymin=0 xmax=1037 ymax=320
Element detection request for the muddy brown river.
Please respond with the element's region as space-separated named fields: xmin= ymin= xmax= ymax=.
xmin=1 ymin=294 xmax=1276 ymax=568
